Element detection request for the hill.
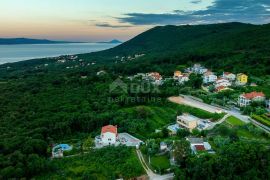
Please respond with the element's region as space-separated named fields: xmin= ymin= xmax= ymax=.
xmin=85 ymin=22 xmax=270 ymax=76
xmin=0 ymin=38 xmax=72 ymax=45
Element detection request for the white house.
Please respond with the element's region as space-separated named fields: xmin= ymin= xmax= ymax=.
xmin=215 ymin=78 xmax=232 ymax=88
xmin=203 ymin=71 xmax=217 ymax=84
xmin=101 ymin=125 xmax=118 ymax=146
xmin=160 ymin=142 xmax=168 ymax=151
xmin=191 ymin=64 xmax=208 ymax=74
xmin=222 ymin=72 xmax=236 ymax=81
xmin=178 ymin=74 xmax=190 ymax=84
xmin=238 ymin=92 xmax=266 ymax=107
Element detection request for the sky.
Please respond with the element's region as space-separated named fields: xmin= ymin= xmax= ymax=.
xmin=0 ymin=0 xmax=269 ymax=42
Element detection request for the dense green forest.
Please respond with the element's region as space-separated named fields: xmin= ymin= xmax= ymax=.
xmin=1 ymin=22 xmax=270 ymax=179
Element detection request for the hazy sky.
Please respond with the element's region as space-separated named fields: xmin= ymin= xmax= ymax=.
xmin=0 ymin=0 xmax=269 ymax=42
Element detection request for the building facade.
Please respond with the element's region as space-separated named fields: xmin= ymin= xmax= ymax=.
xmin=101 ymin=125 xmax=118 ymax=146
xmin=238 ymin=92 xmax=265 ymax=107
xmin=177 ymin=114 xmax=198 ymax=131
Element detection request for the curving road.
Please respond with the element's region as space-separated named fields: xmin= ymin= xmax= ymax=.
xmin=136 ymin=150 xmax=174 ymax=180
xmin=168 ymin=95 xmax=270 ymax=133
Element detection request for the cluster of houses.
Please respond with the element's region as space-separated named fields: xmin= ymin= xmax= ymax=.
xmin=186 ymin=64 xmax=248 ymax=92
xmin=115 ymin=54 xmax=145 ymax=63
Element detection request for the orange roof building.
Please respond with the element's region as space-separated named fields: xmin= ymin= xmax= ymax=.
xmin=101 ymin=125 xmax=118 ymax=135
xmin=239 ymin=91 xmax=266 ymax=107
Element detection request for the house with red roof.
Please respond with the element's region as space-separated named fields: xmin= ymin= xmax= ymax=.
xmin=186 ymin=137 xmax=213 ymax=154
xmin=101 ymin=125 xmax=118 ymax=146
xmin=238 ymin=91 xmax=266 ymax=107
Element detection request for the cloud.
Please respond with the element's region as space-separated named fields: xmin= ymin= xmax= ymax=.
xmin=191 ymin=0 xmax=202 ymax=4
xmin=117 ymin=0 xmax=270 ymax=25
xmin=95 ymin=22 xmax=133 ymax=28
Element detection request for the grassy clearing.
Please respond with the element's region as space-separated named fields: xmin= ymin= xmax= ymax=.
xmin=226 ymin=116 xmax=245 ymax=126
xmin=37 ymin=147 xmax=144 ymax=180
xmin=150 ymin=155 xmax=170 ymax=173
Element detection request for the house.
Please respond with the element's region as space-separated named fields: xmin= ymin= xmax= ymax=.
xmin=178 ymin=73 xmax=190 ymax=84
xmin=215 ymin=78 xmax=232 ymax=88
xmin=146 ymin=72 xmax=163 ymax=85
xmin=191 ymin=64 xmax=208 ymax=74
xmin=216 ymin=86 xmax=230 ymax=92
xmin=160 ymin=142 xmax=168 ymax=151
xmin=222 ymin=72 xmax=236 ymax=81
xmin=266 ymin=100 xmax=270 ymax=110
xmin=203 ymin=71 xmax=217 ymax=84
xmin=173 ymin=71 xmax=182 ymax=79
xmin=236 ymin=73 xmax=248 ymax=85
xmin=167 ymin=124 xmax=181 ymax=135
xmin=238 ymin=91 xmax=266 ymax=107
xmin=177 ymin=114 xmax=199 ymax=131
xmin=101 ymin=125 xmax=118 ymax=146
xmin=186 ymin=138 xmax=213 ymax=154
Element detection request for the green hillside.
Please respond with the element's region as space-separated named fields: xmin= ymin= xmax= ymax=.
xmin=84 ymin=22 xmax=270 ymax=76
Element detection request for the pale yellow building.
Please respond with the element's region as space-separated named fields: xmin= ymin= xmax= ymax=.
xmin=177 ymin=114 xmax=198 ymax=131
xmin=236 ymin=73 xmax=248 ymax=85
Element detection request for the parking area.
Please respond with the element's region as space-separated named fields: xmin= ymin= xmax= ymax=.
xmin=118 ymin=133 xmax=143 ymax=147
xmin=197 ymin=119 xmax=213 ymax=130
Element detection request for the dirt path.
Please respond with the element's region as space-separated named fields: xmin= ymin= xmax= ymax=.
xmin=136 ymin=150 xmax=174 ymax=180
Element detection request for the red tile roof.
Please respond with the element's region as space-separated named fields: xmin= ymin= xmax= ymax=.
xmin=242 ymin=92 xmax=265 ymax=99
xmin=216 ymin=86 xmax=226 ymax=92
xmin=195 ymin=145 xmax=205 ymax=151
xmin=149 ymin=72 xmax=162 ymax=80
xmin=101 ymin=125 xmax=117 ymax=134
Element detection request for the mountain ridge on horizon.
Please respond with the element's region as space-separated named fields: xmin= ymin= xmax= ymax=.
xmin=0 ymin=37 xmax=123 ymax=45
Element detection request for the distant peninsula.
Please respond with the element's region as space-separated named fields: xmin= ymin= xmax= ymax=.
xmin=98 ymin=39 xmax=122 ymax=44
xmin=0 ymin=38 xmax=122 ymax=45
xmin=0 ymin=38 xmax=74 ymax=45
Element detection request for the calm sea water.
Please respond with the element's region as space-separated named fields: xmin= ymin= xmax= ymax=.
xmin=0 ymin=43 xmax=118 ymax=64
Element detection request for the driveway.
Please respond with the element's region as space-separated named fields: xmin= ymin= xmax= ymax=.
xmin=136 ymin=150 xmax=174 ymax=180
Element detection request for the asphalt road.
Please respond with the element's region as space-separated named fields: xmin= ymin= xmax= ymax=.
xmin=168 ymin=95 xmax=270 ymax=133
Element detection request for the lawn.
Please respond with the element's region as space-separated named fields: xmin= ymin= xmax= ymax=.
xmin=36 ymin=146 xmax=145 ymax=179
xmin=150 ymin=155 xmax=170 ymax=173
xmin=226 ymin=116 xmax=246 ymax=126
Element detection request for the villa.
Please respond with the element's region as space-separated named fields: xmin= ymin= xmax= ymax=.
xmin=190 ymin=64 xmax=208 ymax=74
xmin=222 ymin=72 xmax=236 ymax=81
xmin=146 ymin=72 xmax=163 ymax=85
xmin=203 ymin=71 xmax=217 ymax=84
xmin=101 ymin=125 xmax=118 ymax=146
xmin=173 ymin=71 xmax=182 ymax=80
xmin=215 ymin=78 xmax=232 ymax=88
xmin=236 ymin=73 xmax=248 ymax=85
xmin=177 ymin=114 xmax=199 ymax=131
xmin=238 ymin=91 xmax=266 ymax=107
xmin=95 ymin=125 xmax=143 ymax=148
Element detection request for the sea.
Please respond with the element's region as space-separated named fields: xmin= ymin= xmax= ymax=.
xmin=0 ymin=43 xmax=118 ymax=64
